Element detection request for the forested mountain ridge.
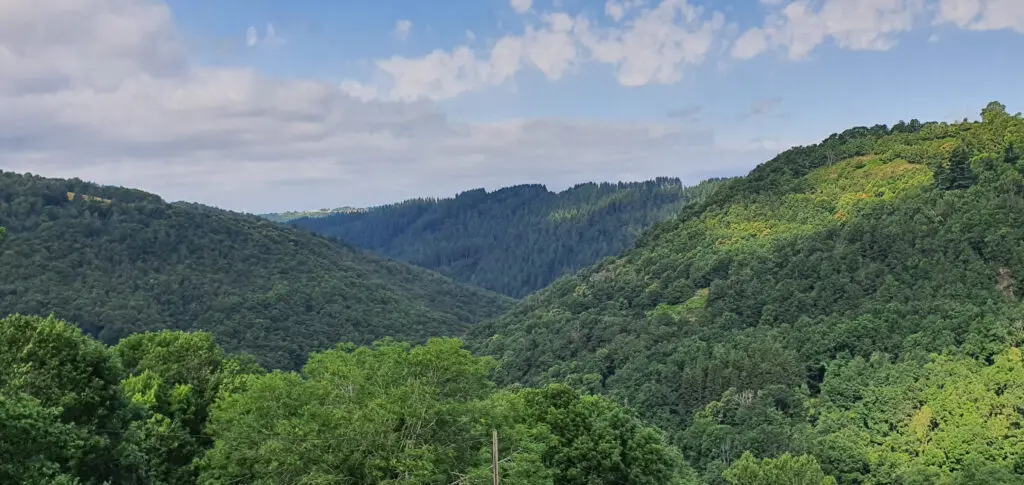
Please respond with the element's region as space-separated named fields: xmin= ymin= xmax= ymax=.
xmin=471 ymin=102 xmax=1024 ymax=483
xmin=261 ymin=206 xmax=366 ymax=223
xmin=287 ymin=177 xmax=727 ymax=297
xmin=0 ymin=171 xmax=512 ymax=369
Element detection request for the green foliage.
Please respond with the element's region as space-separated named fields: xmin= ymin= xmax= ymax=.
xmin=8 ymin=317 xmax=688 ymax=484
xmin=682 ymin=386 xmax=812 ymax=483
xmin=198 ymin=339 xmax=696 ymax=485
xmin=516 ymin=383 xmax=698 ymax=485
xmin=290 ymin=178 xmax=727 ymax=297
xmin=0 ymin=316 xmax=270 ymax=485
xmin=0 ymin=314 xmax=136 ymax=484
xmin=0 ymin=171 xmax=512 ymax=368
xmin=199 ymin=338 xmax=496 ymax=484
xmin=116 ymin=331 xmax=266 ymax=485
xmin=813 ymin=348 xmax=1024 ymax=484
xmin=473 ymin=102 xmax=1024 ymax=482
xmin=722 ymin=452 xmax=837 ymax=485
xmin=0 ymin=391 xmax=82 ymax=485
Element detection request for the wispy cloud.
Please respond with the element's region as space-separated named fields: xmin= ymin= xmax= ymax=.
xmin=246 ymin=22 xmax=284 ymax=48
xmin=343 ymin=1 xmax=726 ymax=101
xmin=394 ymin=19 xmax=413 ymax=40
xmin=732 ymin=0 xmax=1024 ymax=61
xmin=510 ymin=0 xmax=533 ymax=14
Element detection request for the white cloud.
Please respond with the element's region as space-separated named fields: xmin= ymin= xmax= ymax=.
xmin=934 ymin=0 xmax=1024 ymax=33
xmin=0 ymin=0 xmax=769 ymax=213
xmin=732 ymin=0 xmax=1024 ymax=60
xmin=604 ymin=0 xmax=645 ymax=21
xmin=511 ymin=0 xmax=532 ymax=14
xmin=579 ymin=0 xmax=726 ymax=87
xmin=246 ymin=26 xmax=258 ymax=47
xmin=732 ymin=0 xmax=926 ymax=60
xmin=343 ymin=0 xmax=726 ymax=101
xmin=245 ymin=22 xmax=283 ymax=47
xmin=394 ymin=19 xmax=413 ymax=40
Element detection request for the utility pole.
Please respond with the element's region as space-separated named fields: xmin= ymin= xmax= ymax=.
xmin=492 ymin=428 xmax=500 ymax=485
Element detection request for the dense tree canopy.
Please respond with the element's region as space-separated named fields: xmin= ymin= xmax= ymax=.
xmin=472 ymin=102 xmax=1024 ymax=483
xmin=0 ymin=174 xmax=512 ymax=368
xmin=200 ymin=339 xmax=698 ymax=484
xmin=287 ymin=178 xmax=725 ymax=297
xmin=0 ymin=315 xmax=696 ymax=485
xmin=0 ymin=314 xmax=129 ymax=484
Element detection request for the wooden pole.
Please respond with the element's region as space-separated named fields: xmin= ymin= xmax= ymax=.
xmin=492 ymin=428 xmax=500 ymax=485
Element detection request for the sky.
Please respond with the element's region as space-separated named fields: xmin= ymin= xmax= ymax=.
xmin=1 ymin=0 xmax=1023 ymax=213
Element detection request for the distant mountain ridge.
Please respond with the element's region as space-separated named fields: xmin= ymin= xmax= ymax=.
xmin=0 ymin=171 xmax=512 ymax=369
xmin=261 ymin=206 xmax=367 ymax=223
xmin=283 ymin=177 xmax=728 ymax=297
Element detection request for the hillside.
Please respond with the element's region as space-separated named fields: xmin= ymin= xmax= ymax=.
xmin=471 ymin=102 xmax=1024 ymax=483
xmin=0 ymin=171 xmax=512 ymax=369
xmin=261 ymin=206 xmax=366 ymax=223
xmin=288 ymin=177 xmax=726 ymax=297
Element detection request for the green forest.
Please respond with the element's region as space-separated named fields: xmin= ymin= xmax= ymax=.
xmin=3 ymin=101 xmax=1024 ymax=484
xmin=286 ymin=178 xmax=725 ymax=297
xmin=1 ymin=315 xmax=698 ymax=485
xmin=0 ymin=175 xmax=511 ymax=369
xmin=471 ymin=102 xmax=1024 ymax=483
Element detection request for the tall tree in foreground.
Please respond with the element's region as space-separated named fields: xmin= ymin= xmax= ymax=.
xmin=0 ymin=391 xmax=81 ymax=485
xmin=116 ymin=331 xmax=265 ymax=485
xmin=0 ymin=314 xmax=137 ymax=484
xmin=0 ymin=315 xmax=267 ymax=485
xmin=199 ymin=338 xmax=698 ymax=485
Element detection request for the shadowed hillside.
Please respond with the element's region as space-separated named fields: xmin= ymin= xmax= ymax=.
xmin=0 ymin=171 xmax=513 ymax=369
xmin=288 ymin=177 xmax=727 ymax=297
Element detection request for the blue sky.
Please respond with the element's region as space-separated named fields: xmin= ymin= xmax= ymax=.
xmin=1 ymin=0 xmax=1023 ymax=212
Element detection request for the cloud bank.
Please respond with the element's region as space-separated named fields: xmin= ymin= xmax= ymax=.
xmin=0 ymin=0 xmax=778 ymax=212
xmin=1 ymin=0 xmax=1021 ymax=212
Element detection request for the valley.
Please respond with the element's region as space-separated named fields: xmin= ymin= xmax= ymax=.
xmin=277 ymin=177 xmax=726 ymax=298
xmin=3 ymin=102 xmax=1024 ymax=484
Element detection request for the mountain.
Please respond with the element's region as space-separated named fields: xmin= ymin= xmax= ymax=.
xmin=0 ymin=171 xmax=513 ymax=369
xmin=470 ymin=102 xmax=1024 ymax=483
xmin=286 ymin=177 xmax=727 ymax=298
xmin=260 ymin=206 xmax=366 ymax=223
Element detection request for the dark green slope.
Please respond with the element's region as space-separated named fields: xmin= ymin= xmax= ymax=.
xmin=0 ymin=171 xmax=512 ymax=369
xmin=286 ymin=177 xmax=726 ymax=298
xmin=470 ymin=102 xmax=1024 ymax=483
